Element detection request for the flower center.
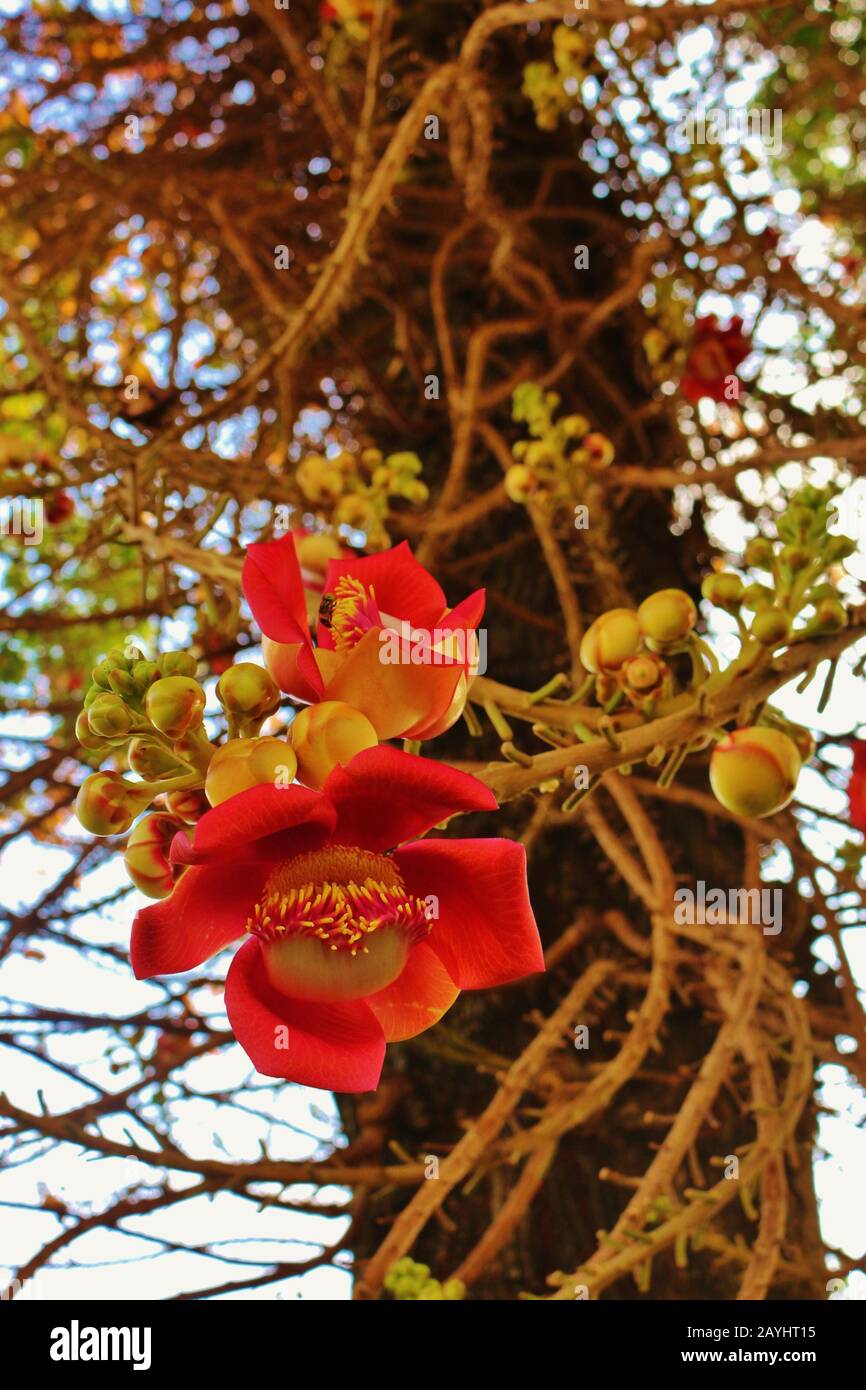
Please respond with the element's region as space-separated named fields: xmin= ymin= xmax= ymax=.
xmin=322 ymin=576 xmax=383 ymax=653
xmin=246 ymin=846 xmax=430 ymax=1002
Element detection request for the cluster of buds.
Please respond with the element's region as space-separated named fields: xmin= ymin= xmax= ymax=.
xmin=75 ymin=649 xmax=287 ymax=897
xmin=505 ymin=383 xmax=614 ymax=508
xmin=293 ymin=447 xmax=427 ymax=551
xmin=701 ymin=483 xmax=854 ymax=648
xmin=384 ymin=1258 xmax=465 ymax=1302
xmin=522 ymin=25 xmax=603 ymax=131
xmin=572 ymin=579 xmax=821 ymax=818
xmin=579 ymin=588 xmax=696 ymax=713
xmin=75 ymin=645 xmax=214 ymax=837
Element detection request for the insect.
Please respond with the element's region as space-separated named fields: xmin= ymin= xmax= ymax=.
xmin=318 ymin=593 xmax=337 ymax=629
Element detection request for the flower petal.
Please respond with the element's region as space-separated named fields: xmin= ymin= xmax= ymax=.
xmin=366 ymin=941 xmax=459 ymax=1041
xmin=242 ymin=534 xmax=313 ymax=647
xmin=131 ymin=861 xmax=267 ymax=979
xmin=224 ymin=939 xmax=386 ymax=1091
xmin=171 ymin=784 xmax=336 ymax=867
xmin=394 ymin=838 xmax=545 ymax=989
xmin=324 ymin=745 xmax=497 ymax=851
xmin=323 ymin=541 xmax=447 ymax=630
xmin=323 ymin=628 xmax=464 ymax=741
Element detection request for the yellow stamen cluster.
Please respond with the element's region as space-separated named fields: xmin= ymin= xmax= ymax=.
xmin=246 ymin=849 xmax=429 ymax=956
xmin=329 ymin=575 xmax=380 ymax=653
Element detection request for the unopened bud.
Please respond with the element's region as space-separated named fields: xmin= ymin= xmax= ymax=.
xmin=742 ymin=583 xmax=775 ymax=612
xmin=216 ymin=662 xmax=281 ymax=723
xmin=75 ymin=709 xmax=105 ymax=751
xmin=637 ymin=588 xmax=697 ymax=646
xmin=165 ymin=788 xmax=210 ymax=823
xmin=824 ymin=535 xmax=857 ymax=564
xmin=505 ymin=464 xmax=537 ymax=504
xmin=127 ymin=737 xmax=186 ymax=779
xmin=582 ymin=432 xmax=615 ymax=468
xmin=160 ymin=651 xmax=198 ymax=678
xmin=709 ymin=727 xmax=801 ymax=818
xmin=700 ymin=572 xmax=744 ymax=611
xmin=751 ymin=609 xmax=791 ymax=646
xmin=76 ymin=772 xmax=154 ymax=836
xmin=619 ymin=651 xmax=670 ymax=700
xmin=107 ymin=669 xmax=138 ymax=701
xmin=124 ymin=813 xmax=183 ymax=899
xmin=743 ymin=537 xmax=774 ymax=569
xmin=205 ymin=736 xmax=297 ymax=807
xmin=145 ymin=676 xmax=206 ymax=739
xmin=780 ymin=544 xmax=811 ymax=573
xmin=579 ymin=608 xmax=642 ymax=674
xmin=291 ymin=701 xmax=378 ymax=790
xmin=805 ymin=597 xmax=847 ymax=635
xmin=87 ymin=692 xmax=134 ymax=739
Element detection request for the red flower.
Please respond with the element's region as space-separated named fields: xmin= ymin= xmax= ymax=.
xmin=848 ymin=740 xmax=866 ymax=834
xmin=680 ymin=316 xmax=750 ymax=403
xmin=131 ymin=746 xmax=543 ymax=1092
xmin=243 ymin=534 xmax=484 ymax=741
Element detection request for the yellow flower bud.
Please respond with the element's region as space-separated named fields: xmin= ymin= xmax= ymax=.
xmin=700 ymin=572 xmax=744 ymax=611
xmin=205 ymin=736 xmax=297 ymax=807
xmin=160 ymin=651 xmax=198 ymax=678
xmin=637 ymin=589 xmax=697 ymax=646
xmin=127 ymin=737 xmax=186 ymax=779
xmin=145 ymin=676 xmax=206 ymax=739
xmin=709 ymin=727 xmax=801 ymax=818
xmin=76 ymin=773 xmax=154 ymax=836
xmin=582 ymin=432 xmax=615 ymax=468
xmin=297 ymin=452 xmax=343 ymax=503
xmin=743 ymin=537 xmax=774 ymax=569
xmin=86 ymin=692 xmax=134 ymax=739
xmin=579 ymin=608 xmax=642 ymax=674
xmin=216 ymin=662 xmax=281 ymax=723
xmin=124 ymin=813 xmax=183 ymax=899
xmin=75 ymin=709 xmax=105 ymax=751
xmin=750 ymin=609 xmax=790 ymax=646
xmin=290 ymin=701 xmax=378 ymax=790
xmin=619 ymin=651 xmax=670 ymax=700
xmin=505 ymin=464 xmax=537 ymax=504
xmin=295 ymin=532 xmax=343 ymax=576
xmin=806 ymin=597 xmax=847 ymax=635
xmin=165 ymin=788 xmax=210 ymax=823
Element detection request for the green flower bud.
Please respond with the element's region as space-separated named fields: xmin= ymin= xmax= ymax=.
xmin=216 ymin=662 xmax=281 ymax=723
xmin=165 ymin=788 xmax=209 ymax=823
xmin=824 ymin=535 xmax=857 ymax=564
xmin=793 ymin=485 xmax=823 ymax=508
xmin=743 ymin=537 xmax=774 ymax=570
xmin=107 ymin=669 xmax=138 ymax=701
xmin=124 ymin=813 xmax=183 ymax=899
xmin=87 ymin=692 xmax=134 ymax=738
xmin=709 ymin=727 xmax=801 ymax=818
xmin=780 ymin=544 xmax=811 ymax=573
xmin=90 ymin=659 xmax=114 ymax=690
xmin=751 ymin=610 xmax=791 ymax=646
xmin=76 ymin=772 xmax=154 ymax=836
xmin=806 ymin=597 xmax=848 ymax=634
xmin=637 ymin=588 xmax=697 ymax=646
xmin=442 ymin=1278 xmax=466 ymax=1301
xmin=579 ymin=608 xmax=642 ymax=674
xmin=700 ymin=572 xmax=744 ymax=611
xmin=131 ymin=660 xmax=161 ymax=688
xmin=145 ymin=676 xmax=206 ymax=739
xmin=106 ymin=648 xmax=131 ymax=670
xmin=161 ymin=651 xmax=198 ymax=678
xmin=127 ymin=737 xmax=186 ymax=779
xmin=778 ymin=505 xmax=816 ymax=542
xmin=75 ymin=709 xmax=105 ymax=751
xmin=742 ymin=583 xmax=775 ymax=611
xmin=806 ymin=582 xmax=839 ymax=603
